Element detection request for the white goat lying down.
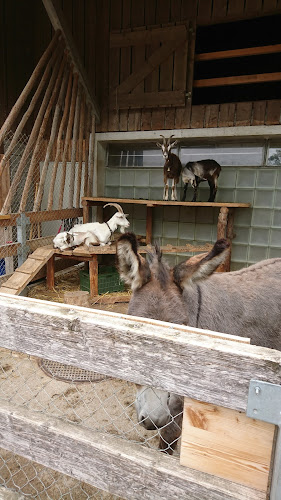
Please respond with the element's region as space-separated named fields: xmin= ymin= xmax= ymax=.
xmin=53 ymin=203 xmax=130 ymax=251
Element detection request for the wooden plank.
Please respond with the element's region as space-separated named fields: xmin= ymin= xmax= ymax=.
xmin=219 ymin=103 xmax=235 ymax=127
xmin=0 ymin=294 xmax=280 ymax=413
xmin=108 ymin=0 xmax=122 ymax=132
xmin=244 ymin=0 xmax=262 ymax=14
xmin=265 ymin=100 xmax=281 ymax=125
xmin=109 ymin=90 xmax=185 ymax=109
xmin=197 ymin=0 xmax=213 ymax=24
xmin=236 ymin=102 xmax=253 ymax=126
xmin=42 ymin=0 xmax=100 ymax=121
xmin=0 ymin=400 xmax=264 ymax=500
xmin=252 ymin=101 xmax=266 ymax=126
xmin=16 ymin=258 xmax=45 ymax=275
xmin=194 ymin=72 xmax=281 ymax=88
xmin=191 ymin=105 xmax=205 ymax=128
xmin=110 ymin=24 xmax=187 ymax=47
xmin=195 ymin=44 xmax=281 ymax=61
xmin=29 ymin=246 xmax=55 ymax=260
xmin=0 ymin=243 xmax=19 ymax=258
xmin=82 ymin=196 xmax=251 ymax=208
xmin=180 ymin=398 xmax=274 ymax=492
xmin=227 ymin=0 xmax=245 ymax=16
xmin=119 ymin=0 xmax=131 ymax=131
xmin=89 ymin=254 xmax=98 ymax=297
xmin=1 ymin=271 xmax=32 ymax=290
xmin=212 ymin=0 xmax=228 ymax=21
xmin=175 ymin=21 xmax=195 ymax=129
xmin=205 ymin=104 xmax=219 ymax=128
xmin=27 ymin=208 xmax=83 ymax=223
xmin=0 ymin=287 xmax=18 ymax=295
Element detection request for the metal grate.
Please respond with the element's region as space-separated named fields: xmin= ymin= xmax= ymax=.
xmin=38 ymin=359 xmax=110 ymax=383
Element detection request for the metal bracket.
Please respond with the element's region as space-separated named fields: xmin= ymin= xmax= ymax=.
xmin=247 ymin=380 xmax=281 ymax=499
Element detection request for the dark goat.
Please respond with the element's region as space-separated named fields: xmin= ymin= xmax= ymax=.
xmin=156 ymin=135 xmax=182 ymax=201
xmin=181 ymin=159 xmax=221 ymax=202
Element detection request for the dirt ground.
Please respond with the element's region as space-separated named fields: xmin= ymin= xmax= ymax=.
xmin=0 ymin=268 xmax=163 ymax=499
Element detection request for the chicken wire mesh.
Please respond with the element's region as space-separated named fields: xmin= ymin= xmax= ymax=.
xmin=0 ymin=347 xmax=183 ymax=499
xmin=0 ymin=130 xmax=84 ymax=282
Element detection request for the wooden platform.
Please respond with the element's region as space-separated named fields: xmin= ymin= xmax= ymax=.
xmin=0 ymin=246 xmax=55 ymax=295
xmin=81 ymin=197 xmax=251 ymax=272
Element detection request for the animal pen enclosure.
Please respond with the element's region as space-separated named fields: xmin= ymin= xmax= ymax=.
xmin=0 ymin=292 xmax=281 ymax=499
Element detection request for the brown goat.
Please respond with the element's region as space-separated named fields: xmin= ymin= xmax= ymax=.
xmin=156 ymin=135 xmax=182 ymax=201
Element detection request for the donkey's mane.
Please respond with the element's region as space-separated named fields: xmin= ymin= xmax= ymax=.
xmin=147 ymin=243 xmax=171 ymax=288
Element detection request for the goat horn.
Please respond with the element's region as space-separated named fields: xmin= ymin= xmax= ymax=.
xmin=103 ymin=203 xmax=124 ymax=214
xmin=168 ymin=135 xmax=175 ymax=145
xmin=160 ymin=135 xmax=167 ymax=145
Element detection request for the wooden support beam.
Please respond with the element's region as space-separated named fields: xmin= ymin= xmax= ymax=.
xmin=110 ymin=24 xmax=187 ymax=47
xmin=109 ymin=90 xmax=185 ymax=109
xmin=0 ymin=400 xmax=263 ymax=500
xmin=195 ymin=43 xmax=281 ymax=61
xmin=42 ymin=0 xmax=100 ymax=122
xmin=0 ymin=294 xmax=280 ymax=412
xmin=194 ymin=72 xmax=281 ymax=88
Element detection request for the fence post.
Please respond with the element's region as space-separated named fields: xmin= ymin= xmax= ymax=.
xmin=16 ymin=213 xmax=29 ymax=266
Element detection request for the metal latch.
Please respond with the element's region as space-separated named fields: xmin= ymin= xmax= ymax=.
xmin=247 ymin=380 xmax=281 ymax=499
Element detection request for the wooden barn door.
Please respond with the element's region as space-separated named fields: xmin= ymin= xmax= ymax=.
xmin=109 ymin=21 xmax=195 ymax=129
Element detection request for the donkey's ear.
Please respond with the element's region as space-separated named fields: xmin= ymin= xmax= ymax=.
xmin=116 ymin=232 xmax=150 ymax=291
xmin=173 ymin=239 xmax=230 ymax=289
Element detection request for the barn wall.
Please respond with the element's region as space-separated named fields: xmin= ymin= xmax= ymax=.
xmin=1 ymin=0 xmax=281 ymax=136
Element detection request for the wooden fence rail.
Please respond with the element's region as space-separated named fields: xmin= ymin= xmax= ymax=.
xmin=0 ymin=293 xmax=280 ymax=499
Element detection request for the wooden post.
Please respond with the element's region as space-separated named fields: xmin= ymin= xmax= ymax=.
xmin=46 ymin=255 xmax=55 ymax=289
xmin=75 ymin=91 xmax=86 ymax=208
xmin=217 ymin=206 xmax=229 ymax=272
xmin=57 ymin=74 xmax=79 ymax=210
xmin=0 ymin=31 xmax=60 ymax=148
xmin=88 ymin=115 xmax=96 ymax=196
xmin=83 ymin=107 xmax=91 ymax=197
xmin=89 ymin=255 xmax=98 ymax=297
xmin=33 ymin=65 xmax=70 ymax=211
xmin=68 ymin=77 xmax=81 ymax=207
xmin=19 ymin=51 xmax=66 ymax=212
xmin=47 ymin=70 xmax=74 ymax=210
xmin=146 ymin=205 xmax=153 ymax=245
xmin=82 ymin=199 xmax=90 ymax=223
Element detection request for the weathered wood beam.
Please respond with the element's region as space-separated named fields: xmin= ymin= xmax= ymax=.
xmin=194 ymin=72 xmax=281 ymax=88
xmin=110 ymin=24 xmax=187 ymax=47
xmin=0 ymin=208 xmax=83 ymax=227
xmin=0 ymin=400 xmax=263 ymax=500
xmin=42 ymin=0 xmax=100 ymax=123
xmin=0 ymin=294 xmax=280 ymax=412
xmin=195 ymin=43 xmax=281 ymax=61
xmin=109 ymin=90 xmax=185 ymax=109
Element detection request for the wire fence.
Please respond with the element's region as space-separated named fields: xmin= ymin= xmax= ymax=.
xmin=0 ymin=346 xmax=182 ymax=498
xmin=0 ymin=130 xmax=84 ymax=283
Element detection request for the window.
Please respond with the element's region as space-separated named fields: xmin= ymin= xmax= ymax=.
xmin=180 ymin=144 xmax=264 ymax=167
xmin=193 ymin=15 xmax=281 ymax=105
xmin=107 ymin=145 xmax=164 ymax=168
xmin=267 ymin=147 xmax=281 ymax=166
